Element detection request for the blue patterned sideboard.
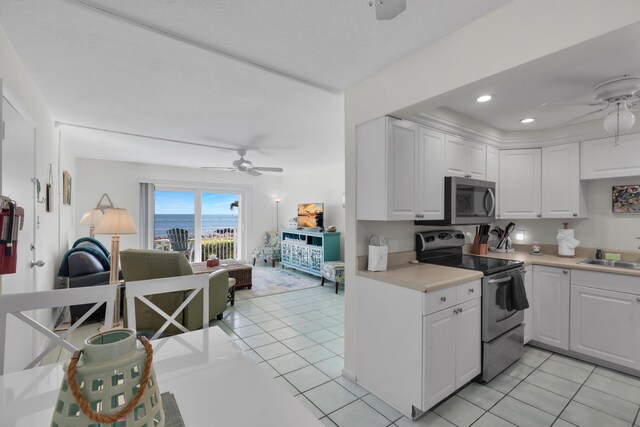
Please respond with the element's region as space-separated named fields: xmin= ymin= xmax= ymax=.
xmin=280 ymin=229 xmax=341 ymax=277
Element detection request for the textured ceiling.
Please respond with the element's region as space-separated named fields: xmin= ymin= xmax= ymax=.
xmin=0 ymin=0 xmax=512 ymax=173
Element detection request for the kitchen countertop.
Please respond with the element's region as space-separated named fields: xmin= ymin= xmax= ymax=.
xmin=357 ymin=263 xmax=483 ymax=293
xmin=478 ymin=251 xmax=640 ymax=277
xmin=357 ymin=250 xmax=640 ymax=293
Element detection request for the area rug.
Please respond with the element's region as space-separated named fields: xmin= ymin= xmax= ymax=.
xmin=235 ymin=263 xmax=321 ymax=300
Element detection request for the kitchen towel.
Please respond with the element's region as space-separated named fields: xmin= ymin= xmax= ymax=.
xmin=507 ymin=271 xmax=529 ymax=311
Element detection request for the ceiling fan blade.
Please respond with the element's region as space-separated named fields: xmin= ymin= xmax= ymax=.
xmin=201 ymin=166 xmax=236 ymax=171
xmin=245 ymin=169 xmax=262 ymax=177
xmin=548 ymin=106 xmax=610 ymax=129
xmin=252 ymin=167 xmax=284 ymax=172
xmin=541 ymin=101 xmax=609 ymax=108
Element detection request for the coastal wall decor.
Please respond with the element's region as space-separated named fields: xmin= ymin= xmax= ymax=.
xmin=63 ymin=171 xmax=72 ymax=206
xmin=612 ymin=185 xmax=640 ymax=213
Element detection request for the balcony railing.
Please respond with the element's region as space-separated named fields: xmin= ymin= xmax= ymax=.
xmin=154 ymin=227 xmax=238 ymax=261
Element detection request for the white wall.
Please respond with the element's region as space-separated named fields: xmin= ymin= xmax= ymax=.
xmin=344 ymin=1 xmax=640 ymax=377
xmin=280 ymin=163 xmax=346 ymax=258
xmin=0 ymin=25 xmax=75 ymax=373
xmin=74 ymin=158 xmax=284 ymax=260
xmin=497 ymin=177 xmax=640 ymax=252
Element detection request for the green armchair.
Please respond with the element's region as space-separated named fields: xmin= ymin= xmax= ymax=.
xmin=120 ymin=249 xmax=230 ymax=336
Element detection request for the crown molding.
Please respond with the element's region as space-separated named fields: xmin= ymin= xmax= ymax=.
xmin=409 ymin=112 xmax=640 ymax=149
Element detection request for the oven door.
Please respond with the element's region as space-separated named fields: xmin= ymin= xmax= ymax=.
xmin=482 ymin=270 xmax=525 ymax=342
xmin=447 ymin=177 xmax=496 ymax=225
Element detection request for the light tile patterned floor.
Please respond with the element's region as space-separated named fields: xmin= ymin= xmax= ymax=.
xmin=215 ymin=285 xmax=640 ymax=427
xmin=53 ymin=281 xmax=640 ymax=427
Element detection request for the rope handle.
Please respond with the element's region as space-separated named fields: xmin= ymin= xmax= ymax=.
xmin=67 ymin=336 xmax=154 ymax=424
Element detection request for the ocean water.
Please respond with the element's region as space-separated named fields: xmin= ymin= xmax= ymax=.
xmin=154 ymin=214 xmax=238 ymax=238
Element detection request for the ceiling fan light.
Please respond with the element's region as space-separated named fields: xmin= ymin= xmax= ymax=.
xmin=520 ymin=118 xmax=535 ymax=124
xmin=476 ymin=95 xmax=492 ymax=103
xmin=604 ymin=109 xmax=636 ymax=134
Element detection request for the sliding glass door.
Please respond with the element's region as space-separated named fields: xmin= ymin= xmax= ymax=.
xmin=153 ymin=188 xmax=242 ymax=261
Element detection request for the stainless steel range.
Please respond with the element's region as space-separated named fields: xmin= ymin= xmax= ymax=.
xmin=416 ymin=230 xmax=527 ymax=382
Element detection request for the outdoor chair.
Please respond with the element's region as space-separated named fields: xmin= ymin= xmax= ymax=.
xmin=167 ymin=228 xmax=194 ymax=261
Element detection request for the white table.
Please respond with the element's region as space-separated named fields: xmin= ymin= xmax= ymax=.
xmin=0 ymin=326 xmax=322 ymax=426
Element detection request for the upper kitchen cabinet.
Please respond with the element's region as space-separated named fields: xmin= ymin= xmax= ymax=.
xmin=581 ymin=134 xmax=640 ymax=179
xmin=486 ymin=145 xmax=500 ymax=214
xmin=541 ymin=143 xmax=587 ymax=218
xmin=356 ymin=117 xmax=445 ymax=221
xmin=357 ymin=116 xmax=416 ymax=220
xmin=445 ymin=136 xmax=486 ymax=180
xmin=499 ymin=149 xmax=541 ymax=219
xmin=416 ymin=127 xmax=446 ymax=221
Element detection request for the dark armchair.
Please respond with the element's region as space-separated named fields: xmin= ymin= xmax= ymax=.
xmin=58 ymin=237 xmax=111 ymax=322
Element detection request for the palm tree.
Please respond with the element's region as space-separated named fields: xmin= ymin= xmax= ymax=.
xmin=229 ymin=200 xmax=239 ymax=211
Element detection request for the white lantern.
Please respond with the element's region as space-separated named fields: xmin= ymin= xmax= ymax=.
xmin=51 ymin=329 xmax=164 ymax=427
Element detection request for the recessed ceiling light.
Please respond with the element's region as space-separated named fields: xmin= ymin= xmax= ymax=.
xmin=476 ymin=95 xmax=492 ymax=103
xmin=520 ymin=118 xmax=535 ymax=124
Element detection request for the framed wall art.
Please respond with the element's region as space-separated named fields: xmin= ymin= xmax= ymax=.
xmin=63 ymin=171 xmax=72 ymax=206
xmin=612 ymin=185 xmax=640 ymax=213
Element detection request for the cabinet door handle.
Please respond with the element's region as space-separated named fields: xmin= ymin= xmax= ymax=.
xmin=459 ymin=307 xmax=464 ymax=313
xmin=468 ymin=288 xmax=475 ymax=294
xmin=562 ymin=270 xmax=569 ymax=274
xmin=637 ymin=297 xmax=640 ymax=303
xmin=440 ymin=296 xmax=447 ymax=302
xmin=573 ymin=213 xmax=578 ymax=217
xmin=537 ymin=214 xmax=542 ymax=218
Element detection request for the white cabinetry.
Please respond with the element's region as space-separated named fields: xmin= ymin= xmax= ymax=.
xmin=356 ymin=277 xmax=481 ymax=418
xmin=542 ymin=143 xmax=587 ymax=218
xmin=581 ymin=134 xmax=640 ymax=179
xmin=499 ymin=149 xmax=541 ymax=219
xmin=356 ymin=117 xmax=445 ymax=221
xmin=416 ymin=128 xmax=446 ymax=220
xmin=523 ymin=265 xmax=534 ymax=344
xmin=445 ymin=135 xmax=486 ymax=179
xmin=570 ymin=270 xmax=640 ymax=370
xmin=486 ymin=146 xmax=500 ymax=215
xmin=532 ymin=266 xmax=570 ymax=350
xmin=423 ymin=297 xmax=481 ymax=409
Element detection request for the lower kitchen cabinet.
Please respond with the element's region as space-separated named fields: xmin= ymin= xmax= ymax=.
xmin=532 ymin=266 xmax=570 ymax=350
xmin=423 ymin=298 xmax=481 ymax=409
xmin=523 ymin=265 xmax=533 ymax=344
xmin=356 ymin=276 xmax=481 ymax=418
xmin=569 ymin=270 xmax=640 ymax=370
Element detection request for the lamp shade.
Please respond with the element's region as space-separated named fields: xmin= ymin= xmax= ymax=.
xmin=79 ymin=209 xmax=104 ymax=226
xmin=94 ymin=208 xmax=137 ymax=235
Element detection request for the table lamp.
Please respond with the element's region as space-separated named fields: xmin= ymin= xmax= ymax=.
xmin=95 ymin=208 xmax=137 ymax=284
xmin=79 ymin=209 xmax=103 ymax=238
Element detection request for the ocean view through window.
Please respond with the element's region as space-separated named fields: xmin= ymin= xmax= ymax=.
xmin=154 ymin=190 xmax=240 ymax=261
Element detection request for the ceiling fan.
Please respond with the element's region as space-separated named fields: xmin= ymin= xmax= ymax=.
xmin=202 ymin=149 xmax=284 ymax=177
xmin=543 ymin=75 xmax=640 ymax=140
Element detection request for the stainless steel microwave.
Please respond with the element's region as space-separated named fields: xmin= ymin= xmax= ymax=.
xmin=415 ymin=176 xmax=496 ymax=226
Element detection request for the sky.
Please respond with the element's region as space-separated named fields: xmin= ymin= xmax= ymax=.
xmin=155 ymin=191 xmax=239 ymax=215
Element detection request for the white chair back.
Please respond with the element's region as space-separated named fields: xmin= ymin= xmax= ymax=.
xmin=125 ymin=274 xmax=209 ymax=341
xmin=0 ymin=284 xmax=116 ymax=375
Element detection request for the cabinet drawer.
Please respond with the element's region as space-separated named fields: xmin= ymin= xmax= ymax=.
xmin=456 ymin=280 xmax=481 ymax=304
xmin=424 ymin=287 xmax=457 ymax=315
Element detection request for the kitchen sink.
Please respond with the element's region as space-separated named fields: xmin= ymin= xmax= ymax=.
xmin=579 ymin=259 xmax=640 ymax=271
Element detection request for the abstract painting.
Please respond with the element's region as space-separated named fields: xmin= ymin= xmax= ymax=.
xmin=612 ymin=185 xmax=640 ymax=213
